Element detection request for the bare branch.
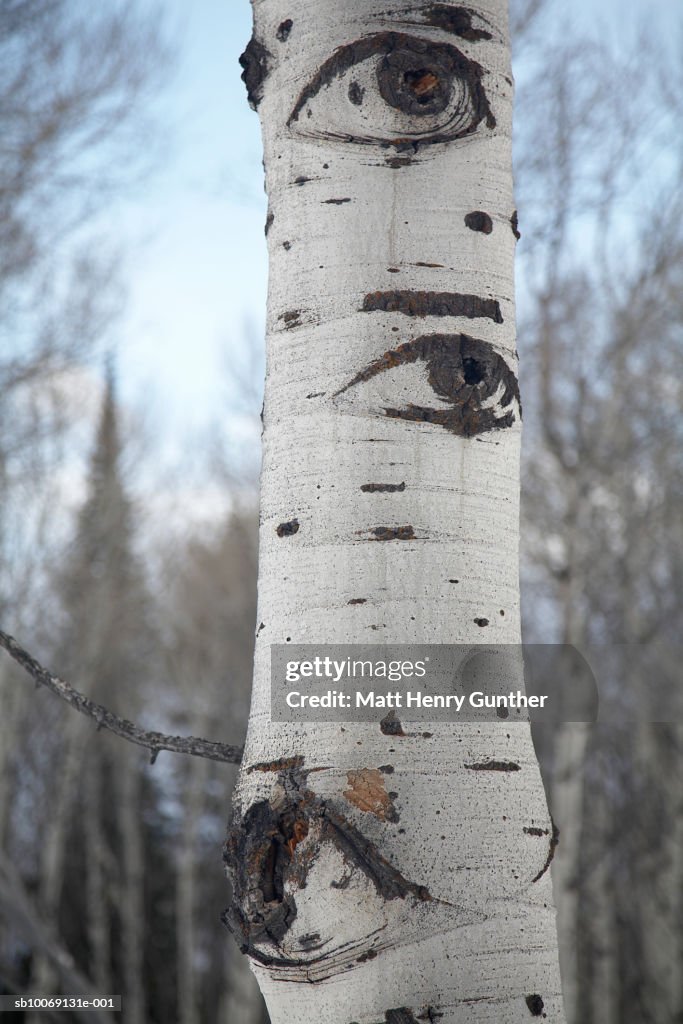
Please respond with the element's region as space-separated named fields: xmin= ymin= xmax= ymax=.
xmin=0 ymin=629 xmax=244 ymax=765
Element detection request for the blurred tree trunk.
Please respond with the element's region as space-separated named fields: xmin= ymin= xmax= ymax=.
xmin=117 ymin=756 xmax=146 ymax=1024
xmin=225 ymin=2 xmax=564 ymax=1021
xmin=84 ymin=758 xmax=112 ymax=994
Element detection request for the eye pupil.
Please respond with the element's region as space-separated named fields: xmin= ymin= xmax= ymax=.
xmin=378 ymin=49 xmax=451 ymax=117
xmin=463 ymin=357 xmax=485 ymax=386
xmin=404 ymin=69 xmax=440 ymax=102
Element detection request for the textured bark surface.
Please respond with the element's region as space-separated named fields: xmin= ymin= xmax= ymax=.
xmin=227 ymin=2 xmax=564 ymax=1021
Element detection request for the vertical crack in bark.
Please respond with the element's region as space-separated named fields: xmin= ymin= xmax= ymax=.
xmin=335 ymin=334 xmax=520 ymax=438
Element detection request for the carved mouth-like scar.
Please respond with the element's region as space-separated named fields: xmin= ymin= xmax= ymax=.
xmin=335 ymin=334 xmax=520 ymax=437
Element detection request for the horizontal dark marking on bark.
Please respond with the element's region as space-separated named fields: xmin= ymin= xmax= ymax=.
xmin=360 ymin=482 xmax=406 ymax=492
xmin=474 ymin=617 xmax=489 ymax=627
xmin=413 ymin=261 xmax=444 ymax=267
xmin=288 ymin=32 xmax=494 ymax=147
xmin=361 ymin=290 xmax=502 ymax=323
xmin=278 ymin=310 xmax=302 ymax=329
xmin=380 ymin=710 xmax=406 ymax=736
xmin=294 ymin=175 xmax=312 ymax=185
xmin=348 ymin=598 xmax=367 ymax=605
xmin=464 ymin=210 xmax=493 ymax=233
xmin=239 ymin=36 xmax=271 ymax=110
xmin=247 ymin=756 xmax=305 ymax=774
xmin=464 ymin=760 xmax=521 ymax=771
xmin=336 ymin=334 xmax=520 ymax=438
xmin=370 ymin=525 xmax=415 ymax=540
xmin=385 ymin=155 xmax=414 ymax=167
xmin=525 ymin=994 xmax=545 ymax=1017
xmin=420 ymin=5 xmax=493 ymax=41
xmin=531 ymin=820 xmax=559 ymax=883
xmin=388 ymin=267 xmax=400 ymax=273
xmin=323 ymin=197 xmax=352 ymax=205
xmin=511 ymin=209 xmax=521 ymax=239
xmin=378 ymin=764 xmax=395 ymax=773
xmin=357 ymin=948 xmax=378 ymax=963
xmin=306 ymin=391 xmax=326 ymax=398
xmin=523 ymin=826 xmax=549 ymax=837
xmin=276 ymin=519 xmax=299 ymax=537
xmin=276 ymin=19 xmax=292 ymax=42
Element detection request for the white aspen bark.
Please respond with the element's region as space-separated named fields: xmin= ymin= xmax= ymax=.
xmin=226 ymin=2 xmax=565 ymax=1021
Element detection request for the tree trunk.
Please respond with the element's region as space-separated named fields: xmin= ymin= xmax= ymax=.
xmin=226 ymin=2 xmax=565 ymax=1021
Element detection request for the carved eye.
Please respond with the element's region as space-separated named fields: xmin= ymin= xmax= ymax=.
xmin=288 ymin=32 xmax=494 ymax=149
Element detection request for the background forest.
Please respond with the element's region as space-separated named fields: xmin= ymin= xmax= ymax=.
xmin=1 ymin=1 xmax=682 ymax=1022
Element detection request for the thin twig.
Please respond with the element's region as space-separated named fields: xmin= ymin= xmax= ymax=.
xmin=0 ymin=629 xmax=244 ymax=766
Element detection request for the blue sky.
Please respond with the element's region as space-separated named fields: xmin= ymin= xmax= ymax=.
xmin=113 ymin=0 xmax=675 ymax=467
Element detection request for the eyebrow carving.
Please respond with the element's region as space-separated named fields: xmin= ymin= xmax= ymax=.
xmin=362 ymin=290 xmax=503 ymax=323
xmin=416 ymin=5 xmax=494 ymax=41
xmin=288 ymin=31 xmax=494 ymax=146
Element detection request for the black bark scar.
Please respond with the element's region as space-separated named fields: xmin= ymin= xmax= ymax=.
xmin=531 ymin=820 xmax=559 ymax=883
xmin=224 ymin=768 xmax=431 ymax=967
xmin=362 ymin=290 xmax=502 ymax=323
xmin=239 ymin=36 xmax=271 ymax=110
xmin=276 ymin=519 xmax=299 ymax=537
xmin=464 ymin=210 xmax=493 ymax=234
xmin=464 ymin=760 xmax=520 ymax=772
xmin=288 ymin=32 xmax=494 ymax=147
xmin=369 ymin=525 xmax=415 ymax=540
xmin=526 ymin=994 xmax=545 ymax=1016
xmin=419 ymin=5 xmax=494 ymax=41
xmin=276 ymin=19 xmax=293 ymax=42
xmin=360 ymin=482 xmax=406 ymax=492
xmin=336 ymin=334 xmax=520 ymax=438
